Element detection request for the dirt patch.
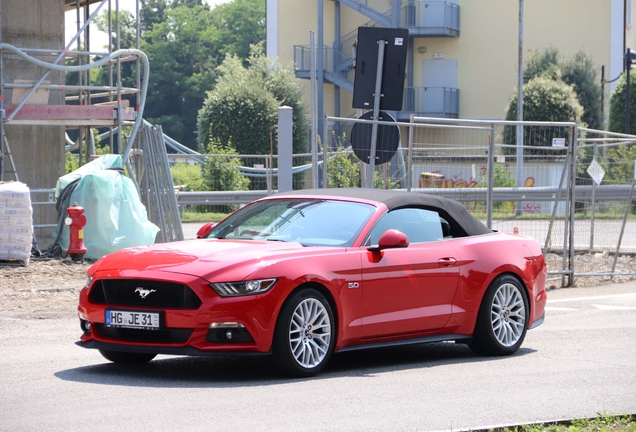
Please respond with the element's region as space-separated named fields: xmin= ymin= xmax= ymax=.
xmin=0 ymin=259 xmax=88 ymax=320
xmin=544 ymin=253 xmax=636 ymax=289
xmin=1 ymin=253 xmax=635 ymax=320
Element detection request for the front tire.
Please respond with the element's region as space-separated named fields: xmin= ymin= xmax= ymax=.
xmin=272 ymin=288 xmax=336 ymax=378
xmin=469 ymin=274 xmax=529 ymax=356
xmin=99 ymin=349 xmax=157 ymax=364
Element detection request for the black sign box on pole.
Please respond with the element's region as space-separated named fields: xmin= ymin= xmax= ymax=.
xmin=352 ymin=27 xmax=409 ymax=111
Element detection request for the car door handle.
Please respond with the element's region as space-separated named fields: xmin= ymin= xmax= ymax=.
xmin=438 ymin=257 xmax=457 ymax=267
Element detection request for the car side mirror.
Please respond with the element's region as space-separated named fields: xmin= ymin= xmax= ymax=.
xmin=196 ymin=221 xmax=216 ymax=239
xmin=368 ymin=229 xmax=409 ymax=252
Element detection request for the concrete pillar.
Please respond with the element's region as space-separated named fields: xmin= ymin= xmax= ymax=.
xmin=277 ymin=106 xmax=293 ymax=192
xmin=1 ymin=0 xmax=66 ymax=247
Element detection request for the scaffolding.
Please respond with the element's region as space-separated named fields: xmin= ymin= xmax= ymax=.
xmin=0 ymin=0 xmax=183 ymax=251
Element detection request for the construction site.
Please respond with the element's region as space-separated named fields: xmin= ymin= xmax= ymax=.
xmin=0 ymin=0 xmax=181 ymax=263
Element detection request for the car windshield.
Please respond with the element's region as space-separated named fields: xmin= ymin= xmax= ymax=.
xmin=208 ymin=198 xmax=375 ymax=247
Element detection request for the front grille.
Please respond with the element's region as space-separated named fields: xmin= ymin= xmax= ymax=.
xmin=94 ymin=324 xmax=193 ymax=343
xmin=89 ymin=279 xmax=202 ymax=309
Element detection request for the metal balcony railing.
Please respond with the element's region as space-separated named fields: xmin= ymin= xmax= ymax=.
xmin=402 ymin=86 xmax=459 ymax=118
xmin=335 ymin=0 xmax=459 ymax=55
xmin=402 ymin=1 xmax=460 ymax=36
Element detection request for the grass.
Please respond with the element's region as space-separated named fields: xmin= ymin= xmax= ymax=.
xmin=483 ymin=413 xmax=635 ymax=432
xmin=179 ymin=211 xmax=229 ymax=223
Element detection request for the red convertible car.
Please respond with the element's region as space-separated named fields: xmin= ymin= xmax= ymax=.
xmin=77 ymin=188 xmax=547 ymax=377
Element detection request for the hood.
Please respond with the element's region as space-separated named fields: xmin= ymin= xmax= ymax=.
xmin=89 ymin=239 xmax=308 ymax=281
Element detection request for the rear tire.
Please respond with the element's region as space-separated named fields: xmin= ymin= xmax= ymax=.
xmin=272 ymin=288 xmax=336 ymax=378
xmin=99 ymin=349 xmax=157 ymax=364
xmin=469 ymin=274 xmax=528 ymax=356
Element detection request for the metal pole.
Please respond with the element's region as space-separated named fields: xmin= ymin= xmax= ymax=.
xmin=0 ymin=0 xmax=4 ymax=180
xmin=515 ymin=0 xmax=525 ymax=215
xmin=366 ymin=40 xmax=387 ymax=188
xmin=407 ymin=114 xmax=414 ymax=191
xmin=627 ymin=48 xmax=631 ymax=134
xmin=589 ymin=142 xmax=598 ymax=251
xmin=317 ymin=0 xmax=324 ymax=156
xmin=136 ymin=0 xmax=141 ymax=115
xmin=323 ymin=115 xmax=328 ymax=187
xmin=116 ymin=0 xmax=123 ymax=156
xmin=310 ymin=31 xmax=318 ymax=188
xmin=601 ymin=65 xmax=605 ymax=121
xmin=487 ymin=124 xmax=495 ymax=229
xmin=109 ymin=0 xmax=114 ymax=153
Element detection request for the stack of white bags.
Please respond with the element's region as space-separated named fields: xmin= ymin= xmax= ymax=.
xmin=0 ymin=182 xmax=33 ymax=265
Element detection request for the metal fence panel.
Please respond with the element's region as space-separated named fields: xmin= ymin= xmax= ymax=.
xmin=173 ymin=117 xmax=636 ymax=286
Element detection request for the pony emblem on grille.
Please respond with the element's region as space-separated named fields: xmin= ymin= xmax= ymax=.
xmin=135 ymin=288 xmax=156 ymax=299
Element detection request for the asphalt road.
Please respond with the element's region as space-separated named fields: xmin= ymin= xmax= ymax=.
xmin=1 ymin=283 xmax=635 ymax=432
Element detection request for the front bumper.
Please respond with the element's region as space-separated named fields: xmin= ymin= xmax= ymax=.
xmin=75 ymin=339 xmax=270 ymax=357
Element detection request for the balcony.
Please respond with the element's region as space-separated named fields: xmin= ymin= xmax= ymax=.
xmin=402 ymin=1 xmax=460 ymax=37
xmin=399 ymin=86 xmax=459 ymax=120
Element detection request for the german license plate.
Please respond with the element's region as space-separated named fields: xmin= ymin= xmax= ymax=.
xmin=106 ymin=309 xmax=161 ymax=330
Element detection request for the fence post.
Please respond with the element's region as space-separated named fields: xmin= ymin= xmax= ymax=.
xmin=563 ymin=123 xmax=578 ymax=287
xmin=278 ymin=106 xmax=293 ymax=192
xmin=589 ymin=141 xmax=598 ymax=251
xmin=486 ymin=123 xmax=495 ymax=229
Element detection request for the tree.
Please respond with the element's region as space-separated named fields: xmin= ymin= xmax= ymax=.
xmin=197 ymin=45 xmax=308 ymax=156
xmin=140 ymin=3 xmax=218 ymax=147
xmin=89 ymin=0 xmax=267 ymax=149
xmin=608 ymin=70 xmax=636 ymax=135
xmin=211 ymin=0 xmax=266 ymax=61
xmin=606 ymin=71 xmax=636 ymax=185
xmin=503 ymin=76 xmax=584 ymax=154
xmin=561 ymin=51 xmax=603 ymax=130
xmin=522 ymin=47 xmax=603 ymax=130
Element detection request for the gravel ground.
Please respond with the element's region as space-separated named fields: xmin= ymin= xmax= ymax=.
xmin=1 ymin=253 xmax=635 ymax=321
xmin=0 ymin=258 xmax=89 ymax=320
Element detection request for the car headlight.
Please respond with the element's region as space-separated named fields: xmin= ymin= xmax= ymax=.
xmin=210 ymin=279 xmax=277 ymax=297
xmin=85 ymin=274 xmax=93 ymax=288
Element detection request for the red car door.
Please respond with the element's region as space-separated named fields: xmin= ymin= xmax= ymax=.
xmin=359 ymin=208 xmax=460 ymax=339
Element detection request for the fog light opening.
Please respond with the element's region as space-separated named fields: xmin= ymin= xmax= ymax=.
xmin=225 ymin=330 xmax=233 ymax=341
xmin=80 ymin=319 xmax=91 ymax=335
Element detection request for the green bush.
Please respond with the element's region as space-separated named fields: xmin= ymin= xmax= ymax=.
xmin=503 ymin=76 xmax=584 ymax=154
xmin=523 ymin=47 xmax=602 ymax=130
xmin=201 ymin=141 xmax=249 ymax=212
xmin=479 ymin=163 xmax=517 ymax=213
xmin=170 ymin=162 xmax=206 ymax=192
xmin=196 ymin=44 xmax=308 ymax=156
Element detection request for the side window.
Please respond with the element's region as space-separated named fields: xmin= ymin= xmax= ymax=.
xmin=368 ymin=208 xmax=445 ymax=245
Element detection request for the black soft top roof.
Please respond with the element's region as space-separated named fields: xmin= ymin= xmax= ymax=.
xmin=274 ymin=188 xmax=492 ymax=236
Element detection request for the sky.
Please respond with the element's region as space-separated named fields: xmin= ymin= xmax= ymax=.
xmin=64 ymin=0 xmax=231 ymax=49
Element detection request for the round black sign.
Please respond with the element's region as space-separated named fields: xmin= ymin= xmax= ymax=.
xmin=350 ymin=111 xmax=400 ymax=165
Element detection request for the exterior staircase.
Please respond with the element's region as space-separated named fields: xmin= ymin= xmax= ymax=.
xmin=294 ymin=0 xmax=461 ymax=119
